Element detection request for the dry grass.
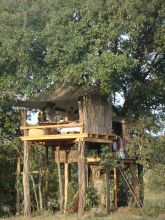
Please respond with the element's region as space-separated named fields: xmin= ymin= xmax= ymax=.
xmin=0 ymin=209 xmax=162 ymax=220
xmin=1 ymin=179 xmax=165 ymax=220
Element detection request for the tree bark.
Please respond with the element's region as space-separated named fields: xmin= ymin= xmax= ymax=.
xmin=138 ymin=164 xmax=144 ymax=206
xmin=130 ymin=164 xmax=141 ymax=207
xmin=78 ymin=140 xmax=86 ymax=218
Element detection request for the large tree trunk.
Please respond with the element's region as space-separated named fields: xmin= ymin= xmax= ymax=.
xmin=78 ymin=140 xmax=86 ymax=218
xmin=138 ymin=164 xmax=144 ymax=206
xmin=23 ymin=140 xmax=31 ymax=217
xmin=130 ymin=164 xmax=141 ymax=207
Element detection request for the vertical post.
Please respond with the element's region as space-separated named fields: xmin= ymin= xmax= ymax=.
xmin=16 ymin=157 xmax=21 ymax=215
xmin=105 ymin=167 xmax=110 ymax=215
xmin=64 ymin=152 xmax=69 ymax=213
xmin=22 ymin=109 xmax=31 ymax=217
xmin=114 ymin=167 xmax=117 ymax=209
xmin=23 ymin=140 xmax=31 ymax=216
xmin=45 ymin=146 xmax=49 ymax=208
xmin=56 ymin=146 xmax=64 ymax=213
xmin=78 ymin=140 xmax=86 ymax=218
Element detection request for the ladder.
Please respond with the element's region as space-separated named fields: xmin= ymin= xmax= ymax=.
xmin=118 ymin=164 xmax=145 ymax=215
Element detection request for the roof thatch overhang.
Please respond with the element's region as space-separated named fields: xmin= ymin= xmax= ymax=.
xmin=17 ymin=84 xmax=88 ymax=109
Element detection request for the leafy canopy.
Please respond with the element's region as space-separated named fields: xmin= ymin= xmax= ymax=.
xmin=0 ymin=0 xmax=164 ymax=118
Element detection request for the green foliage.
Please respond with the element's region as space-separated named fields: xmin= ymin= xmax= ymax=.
xmin=0 ymin=0 xmax=164 ymax=117
xmin=143 ymin=201 xmax=163 ymax=217
xmin=100 ymin=145 xmax=117 ymax=168
xmin=85 ymin=187 xmax=100 ymax=210
xmin=125 ymin=116 xmax=165 ymax=167
xmin=147 ymin=166 xmax=165 ymax=192
xmin=0 ymin=0 xmax=165 ymax=216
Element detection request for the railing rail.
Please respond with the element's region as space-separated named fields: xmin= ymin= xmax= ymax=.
xmin=20 ymin=122 xmax=83 ymax=130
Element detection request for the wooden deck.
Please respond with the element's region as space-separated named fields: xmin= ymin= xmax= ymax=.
xmin=20 ymin=122 xmax=115 ymax=144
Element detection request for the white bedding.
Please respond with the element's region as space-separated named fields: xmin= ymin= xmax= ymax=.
xmin=60 ymin=126 xmax=80 ymax=134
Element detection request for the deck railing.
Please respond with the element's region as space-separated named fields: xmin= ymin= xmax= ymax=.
xmin=20 ymin=122 xmax=86 ymax=141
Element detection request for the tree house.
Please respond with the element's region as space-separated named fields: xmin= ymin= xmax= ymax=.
xmin=18 ymin=84 xmax=141 ymax=217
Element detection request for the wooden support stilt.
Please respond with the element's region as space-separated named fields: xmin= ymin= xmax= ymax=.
xmin=45 ymin=146 xmax=49 ymax=208
xmin=16 ymin=157 xmax=21 ymax=215
xmin=23 ymin=140 xmax=31 ymax=217
xmin=56 ymin=146 xmax=64 ymax=213
xmin=78 ymin=140 xmax=86 ymax=218
xmin=105 ymin=167 xmax=110 ymax=215
xmin=114 ymin=167 xmax=117 ymax=209
xmin=64 ymin=161 xmax=69 ymax=212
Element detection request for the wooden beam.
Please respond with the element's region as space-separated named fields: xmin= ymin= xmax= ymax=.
xmin=20 ymin=133 xmax=88 ymax=141
xmin=78 ymin=140 xmax=86 ymax=217
xmin=20 ymin=123 xmax=83 ymax=130
xmin=84 ymin=137 xmax=113 ymax=144
xmin=114 ymin=167 xmax=117 ymax=209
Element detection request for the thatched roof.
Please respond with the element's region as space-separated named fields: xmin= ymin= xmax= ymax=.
xmin=17 ymin=84 xmax=88 ymax=109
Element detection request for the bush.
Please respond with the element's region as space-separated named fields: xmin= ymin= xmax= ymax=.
xmin=85 ymin=187 xmax=100 ymax=210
